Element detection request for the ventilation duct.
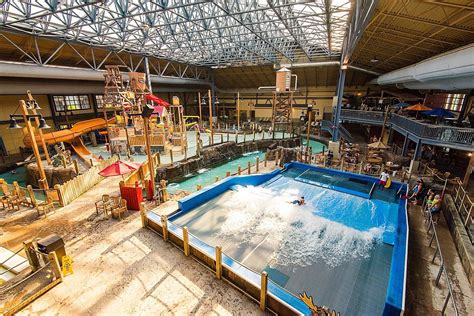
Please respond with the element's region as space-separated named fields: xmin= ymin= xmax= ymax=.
xmin=373 ymin=44 xmax=474 ymax=90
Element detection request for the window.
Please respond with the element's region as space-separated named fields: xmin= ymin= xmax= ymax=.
xmin=52 ymin=95 xmax=91 ymax=111
xmin=95 ymin=95 xmax=105 ymax=108
xmin=444 ymin=94 xmax=465 ymax=112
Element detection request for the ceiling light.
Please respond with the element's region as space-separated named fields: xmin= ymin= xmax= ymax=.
xmin=38 ymin=117 xmax=51 ymax=129
xmin=371 ymin=56 xmax=379 ymax=63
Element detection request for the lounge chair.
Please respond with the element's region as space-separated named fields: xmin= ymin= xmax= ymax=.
xmin=111 ymin=198 xmax=128 ymax=220
xmin=95 ymin=194 xmax=113 ymax=216
xmin=36 ymin=198 xmax=55 ymax=218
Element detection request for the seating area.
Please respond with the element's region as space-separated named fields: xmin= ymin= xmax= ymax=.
xmin=95 ymin=194 xmax=129 ymax=220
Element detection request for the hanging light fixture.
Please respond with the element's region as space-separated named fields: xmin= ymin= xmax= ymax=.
xmin=8 ymin=117 xmax=21 ymax=129
xmin=37 ymin=117 xmax=50 ymax=129
xmin=214 ymin=96 xmax=220 ymax=104
xmin=371 ymin=56 xmax=379 ymax=63
xmin=201 ymin=98 xmax=206 ymax=105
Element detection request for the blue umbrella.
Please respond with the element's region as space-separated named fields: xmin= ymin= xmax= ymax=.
xmin=422 ymin=108 xmax=455 ymax=118
xmin=394 ymin=102 xmax=410 ymax=108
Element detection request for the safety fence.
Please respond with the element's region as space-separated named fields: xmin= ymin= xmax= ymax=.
xmin=451 ymin=179 xmax=473 ymax=242
xmin=141 ymin=206 xmax=339 ymax=316
xmin=424 ymin=210 xmax=460 ymax=315
xmin=56 ymin=155 xmax=119 ymax=205
xmin=123 ymin=153 xmax=160 ymax=186
xmin=0 ymin=245 xmax=63 ymax=315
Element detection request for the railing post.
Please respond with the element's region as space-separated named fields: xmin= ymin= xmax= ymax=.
xmin=139 ymin=202 xmax=147 ymax=228
xmin=226 ymin=171 xmax=230 ymax=177
xmin=73 ymin=159 xmax=79 ymax=175
xmin=26 ymin=185 xmax=37 ymax=207
xmin=161 ymin=215 xmax=168 ymax=241
xmin=170 ymin=149 xmax=174 ymax=164
xmin=256 ymin=157 xmax=259 ymax=172
xmin=48 ymin=251 xmax=63 ymax=281
xmin=183 ymin=227 xmax=190 ymax=256
xmin=260 ymin=271 xmax=268 ymax=311
xmin=54 ymin=184 xmax=65 ymax=207
xmin=247 ymin=161 xmax=251 ymax=174
xmin=215 ymin=246 xmax=222 ymax=279
xmin=264 ymin=152 xmax=268 ymax=167
xmin=238 ymin=165 xmax=241 ymax=175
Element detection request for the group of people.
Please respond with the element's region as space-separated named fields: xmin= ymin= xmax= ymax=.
xmin=406 ymin=178 xmax=442 ymax=219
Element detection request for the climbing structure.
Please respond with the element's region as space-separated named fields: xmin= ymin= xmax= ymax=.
xmin=271 ymin=91 xmax=294 ymax=134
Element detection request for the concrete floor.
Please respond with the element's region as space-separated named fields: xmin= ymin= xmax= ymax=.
xmin=405 ymin=204 xmax=473 ymax=315
xmin=1 ymin=151 xmax=473 ymax=315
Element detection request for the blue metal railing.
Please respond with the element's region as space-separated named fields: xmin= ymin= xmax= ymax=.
xmin=320 ymin=120 xmax=353 ymax=142
xmin=339 ymin=110 xmax=474 ymax=147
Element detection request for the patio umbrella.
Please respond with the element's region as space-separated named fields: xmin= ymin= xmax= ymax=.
xmin=368 ymin=140 xmax=390 ymax=149
xmin=405 ymin=103 xmax=431 ymax=111
xmin=422 ymin=108 xmax=455 ymax=118
xmin=98 ymin=160 xmax=141 ymax=177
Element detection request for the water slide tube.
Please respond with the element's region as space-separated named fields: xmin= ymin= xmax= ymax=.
xmin=23 ymin=117 xmax=115 ymax=163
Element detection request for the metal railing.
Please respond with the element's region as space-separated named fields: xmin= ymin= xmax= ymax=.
xmin=320 ymin=120 xmax=353 ymax=142
xmin=451 ymin=179 xmax=473 ymax=243
xmin=425 ymin=211 xmax=459 ymax=315
xmin=340 ymin=109 xmax=385 ymax=124
xmin=391 ymin=114 xmax=474 ymax=145
xmin=339 ymin=110 xmax=474 ymax=146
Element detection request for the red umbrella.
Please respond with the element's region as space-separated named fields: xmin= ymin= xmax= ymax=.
xmin=99 ymin=160 xmax=141 ymax=177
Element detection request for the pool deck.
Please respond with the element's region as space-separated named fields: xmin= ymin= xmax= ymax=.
xmin=0 ymin=159 xmax=472 ymax=315
xmin=406 ymin=203 xmax=473 ymax=315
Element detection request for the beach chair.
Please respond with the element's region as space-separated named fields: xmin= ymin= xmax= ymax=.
xmin=110 ymin=198 xmax=128 ymax=220
xmin=36 ymin=197 xmax=55 ymax=218
xmin=95 ymin=194 xmax=113 ymax=216
xmin=7 ymin=189 xmax=32 ymax=210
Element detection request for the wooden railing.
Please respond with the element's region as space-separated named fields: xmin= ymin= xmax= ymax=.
xmin=123 ymin=153 xmax=160 ymax=186
xmin=451 ymin=179 xmax=473 ymax=242
xmin=56 ymin=155 xmax=119 ymax=205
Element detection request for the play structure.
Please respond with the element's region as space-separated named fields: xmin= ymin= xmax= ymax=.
xmin=23 ymin=117 xmax=115 ymax=165
xmin=102 ymin=66 xmax=187 ymax=156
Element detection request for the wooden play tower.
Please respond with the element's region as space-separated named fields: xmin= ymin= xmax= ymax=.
xmin=271 ymin=67 xmax=295 ymax=135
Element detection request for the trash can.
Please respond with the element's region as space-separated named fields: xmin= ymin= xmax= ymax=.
xmin=37 ymin=234 xmax=66 ymax=266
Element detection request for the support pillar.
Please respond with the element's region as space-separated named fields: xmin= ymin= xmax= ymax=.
xmin=401 ymin=134 xmax=410 ymax=157
xmin=144 ymin=56 xmax=152 ymax=93
xmin=332 ymin=68 xmax=346 ymax=141
xmin=414 ymin=139 xmax=422 ymax=161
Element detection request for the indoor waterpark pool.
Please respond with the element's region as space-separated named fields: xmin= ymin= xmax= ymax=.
xmin=149 ymin=162 xmax=408 ymax=315
xmin=166 ymin=139 xmax=325 ymax=194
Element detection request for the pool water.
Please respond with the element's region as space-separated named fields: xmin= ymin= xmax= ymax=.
xmin=171 ymin=166 xmax=401 ymax=315
xmin=167 ymin=139 xmax=326 ymax=194
xmin=0 ymin=166 xmax=27 ymax=187
xmin=167 ymin=151 xmax=265 ymax=194
xmin=301 ymin=139 xmax=326 ymax=154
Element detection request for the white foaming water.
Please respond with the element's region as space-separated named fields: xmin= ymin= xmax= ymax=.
xmin=197 ymin=168 xmax=208 ymax=174
xmin=216 ymin=185 xmax=383 ymax=268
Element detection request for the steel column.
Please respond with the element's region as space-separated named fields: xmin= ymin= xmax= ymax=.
xmin=332 ymin=68 xmax=346 ymax=141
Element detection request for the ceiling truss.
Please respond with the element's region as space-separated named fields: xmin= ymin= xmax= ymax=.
xmin=0 ymin=0 xmax=352 ymax=67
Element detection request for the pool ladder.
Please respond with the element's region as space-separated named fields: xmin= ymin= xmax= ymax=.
xmin=368 ymin=182 xmax=376 ymax=199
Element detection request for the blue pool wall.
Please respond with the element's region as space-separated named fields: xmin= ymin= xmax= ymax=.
xmin=174 ymin=163 xmax=408 ymax=315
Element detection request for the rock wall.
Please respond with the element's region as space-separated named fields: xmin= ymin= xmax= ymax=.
xmin=26 ymin=163 xmax=77 ymax=188
xmin=156 ymin=138 xmax=300 ymax=182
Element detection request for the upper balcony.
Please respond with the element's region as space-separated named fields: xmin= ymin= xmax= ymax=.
xmin=340 ymin=109 xmax=474 ymax=151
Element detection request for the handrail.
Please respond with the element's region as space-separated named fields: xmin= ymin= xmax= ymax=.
xmin=425 ymin=210 xmax=459 ymax=315
xmin=339 ymin=110 xmax=474 ymax=146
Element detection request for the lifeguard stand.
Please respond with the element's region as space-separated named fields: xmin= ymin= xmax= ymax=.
xmin=271 ymin=67 xmax=295 ymax=136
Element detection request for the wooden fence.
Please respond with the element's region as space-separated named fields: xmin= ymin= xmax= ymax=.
xmin=56 ymin=155 xmax=119 ymax=205
xmin=123 ymin=153 xmax=159 ymax=186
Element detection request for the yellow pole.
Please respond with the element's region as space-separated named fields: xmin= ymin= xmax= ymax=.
xmin=237 ymin=91 xmax=240 ymax=131
xmin=20 ymin=101 xmax=48 ymax=190
xmin=198 ymin=92 xmax=202 ymax=125
xmin=183 ymin=227 xmax=190 ymax=256
xmin=215 ymin=246 xmax=222 ymax=279
xmin=208 ymin=90 xmax=214 ymax=144
xmin=27 ymin=91 xmax=51 ymax=164
xmin=144 ymin=117 xmax=155 ymax=198
xmin=260 ymin=271 xmax=268 ymax=311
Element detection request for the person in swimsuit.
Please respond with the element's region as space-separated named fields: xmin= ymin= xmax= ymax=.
xmin=290 ymin=196 xmax=305 ymax=205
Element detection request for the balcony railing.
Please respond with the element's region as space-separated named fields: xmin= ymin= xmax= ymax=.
xmin=340 ymin=109 xmax=385 ymax=123
xmin=340 ymin=110 xmax=474 ymax=147
xmin=391 ymin=114 xmax=474 ymax=146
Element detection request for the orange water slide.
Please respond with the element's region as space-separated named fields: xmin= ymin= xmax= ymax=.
xmin=23 ymin=118 xmax=115 ymax=146
xmin=23 ymin=117 xmax=115 ymax=163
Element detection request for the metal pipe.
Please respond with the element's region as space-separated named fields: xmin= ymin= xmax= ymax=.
xmin=0 ymin=61 xmax=212 ymax=86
